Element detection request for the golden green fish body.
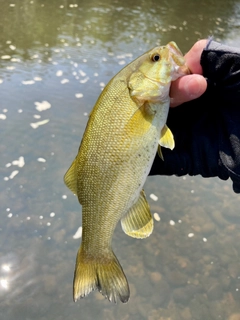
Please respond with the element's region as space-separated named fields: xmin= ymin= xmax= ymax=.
xmin=64 ymin=42 xmax=189 ymax=303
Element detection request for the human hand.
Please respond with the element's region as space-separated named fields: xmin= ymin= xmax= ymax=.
xmin=150 ymin=38 xmax=240 ymax=193
xmin=170 ymin=39 xmax=208 ymax=107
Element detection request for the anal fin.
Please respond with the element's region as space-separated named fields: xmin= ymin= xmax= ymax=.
xmin=121 ymin=190 xmax=153 ymax=239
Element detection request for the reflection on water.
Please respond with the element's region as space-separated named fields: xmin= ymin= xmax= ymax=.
xmin=1 ymin=0 xmax=240 ymax=319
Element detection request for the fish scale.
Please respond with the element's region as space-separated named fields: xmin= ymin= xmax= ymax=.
xmin=64 ymin=41 xmax=189 ymax=303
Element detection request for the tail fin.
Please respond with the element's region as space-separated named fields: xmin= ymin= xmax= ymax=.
xmin=73 ymin=246 xmax=130 ymax=303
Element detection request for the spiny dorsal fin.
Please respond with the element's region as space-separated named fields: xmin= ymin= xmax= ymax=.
xmin=121 ymin=190 xmax=153 ymax=239
xmin=64 ymin=158 xmax=78 ymax=195
xmin=159 ymin=124 xmax=175 ymax=150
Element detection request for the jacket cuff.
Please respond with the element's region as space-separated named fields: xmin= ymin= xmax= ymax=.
xmin=205 ymin=38 xmax=240 ymax=55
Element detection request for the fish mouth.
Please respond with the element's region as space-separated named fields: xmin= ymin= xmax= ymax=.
xmin=173 ymin=64 xmax=190 ymax=78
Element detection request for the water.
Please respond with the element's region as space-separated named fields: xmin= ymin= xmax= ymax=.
xmin=1 ymin=0 xmax=240 ymax=319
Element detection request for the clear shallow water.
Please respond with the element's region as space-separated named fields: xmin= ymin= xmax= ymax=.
xmin=1 ymin=1 xmax=240 ymax=319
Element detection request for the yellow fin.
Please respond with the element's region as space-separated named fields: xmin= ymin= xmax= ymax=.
xmin=124 ymin=104 xmax=153 ymax=138
xmin=158 ymin=145 xmax=164 ymax=160
xmin=121 ymin=190 xmax=153 ymax=239
xmin=73 ymin=246 xmax=130 ymax=303
xmin=159 ymin=124 xmax=175 ymax=150
xmin=63 ymin=158 xmax=78 ymax=195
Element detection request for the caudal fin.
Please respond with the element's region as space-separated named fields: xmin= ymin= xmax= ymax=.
xmin=73 ymin=247 xmax=130 ymax=303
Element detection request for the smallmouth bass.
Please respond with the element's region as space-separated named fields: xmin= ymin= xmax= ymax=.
xmin=64 ymin=42 xmax=189 ymax=303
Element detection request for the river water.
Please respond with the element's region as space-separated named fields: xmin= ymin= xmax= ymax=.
xmin=1 ymin=0 xmax=240 ymax=319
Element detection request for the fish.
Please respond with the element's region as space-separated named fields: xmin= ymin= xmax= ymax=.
xmin=64 ymin=41 xmax=189 ymax=303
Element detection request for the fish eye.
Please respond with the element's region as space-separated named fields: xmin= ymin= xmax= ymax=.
xmin=151 ymin=54 xmax=160 ymax=62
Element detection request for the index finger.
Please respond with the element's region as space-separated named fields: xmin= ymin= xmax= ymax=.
xmin=184 ymin=39 xmax=208 ymax=74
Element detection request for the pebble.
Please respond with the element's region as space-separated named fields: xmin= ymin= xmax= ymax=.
xmin=228 ymin=314 xmax=240 ymax=320
xmin=201 ymin=222 xmax=216 ymax=235
xmin=149 ymin=271 xmax=162 ymax=283
xmin=173 ymin=284 xmax=201 ymax=304
xmin=176 ymin=257 xmax=195 ymax=275
xmin=189 ymin=296 xmax=210 ymax=320
xmin=43 ymin=274 xmax=57 ymax=294
xmin=53 ymin=229 xmax=66 ymax=243
xmin=228 ymin=262 xmax=240 ymax=279
xmin=207 ymin=282 xmax=223 ymax=300
xmin=219 ymin=273 xmax=231 ymax=290
xmin=211 ymin=210 xmax=228 ymax=227
xmin=134 ymin=276 xmax=152 ymax=298
xmin=150 ymin=278 xmax=171 ymax=307
xmin=179 ymin=307 xmax=192 ymax=320
xmin=165 ymin=269 xmax=188 ymax=287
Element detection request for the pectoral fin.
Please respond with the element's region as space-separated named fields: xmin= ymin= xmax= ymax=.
xmin=158 ymin=145 xmax=164 ymax=160
xmin=159 ymin=124 xmax=175 ymax=150
xmin=158 ymin=124 xmax=175 ymax=160
xmin=121 ymin=190 xmax=153 ymax=239
xmin=64 ymin=158 xmax=78 ymax=195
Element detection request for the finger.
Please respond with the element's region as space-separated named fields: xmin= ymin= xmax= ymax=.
xmin=170 ymin=74 xmax=207 ymax=108
xmin=184 ymin=39 xmax=208 ymax=74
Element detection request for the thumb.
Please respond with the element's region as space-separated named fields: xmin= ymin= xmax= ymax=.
xmin=170 ymin=74 xmax=207 ymax=108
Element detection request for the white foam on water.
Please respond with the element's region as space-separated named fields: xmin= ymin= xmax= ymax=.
xmin=73 ymin=226 xmax=82 ymax=239
xmin=22 ymin=80 xmax=35 ymax=85
xmin=56 ymin=70 xmax=63 ymax=76
xmin=79 ymin=70 xmax=86 ymax=76
xmin=34 ymin=77 xmax=42 ymax=81
xmin=79 ymin=77 xmax=89 ymax=84
xmin=188 ymin=233 xmax=194 ymax=238
xmin=1 ymin=55 xmax=11 ymax=60
xmin=9 ymin=170 xmax=19 ymax=179
xmin=34 ymin=101 xmax=51 ymax=112
xmin=153 ymin=213 xmax=161 ymax=221
xmin=30 ymin=119 xmax=49 ymax=129
xmin=61 ymin=79 xmax=69 ymax=84
xmin=150 ymin=193 xmax=158 ymax=201
xmin=12 ymin=156 xmax=25 ymax=168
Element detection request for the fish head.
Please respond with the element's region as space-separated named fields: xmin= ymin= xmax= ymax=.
xmin=128 ymin=41 xmax=190 ymax=103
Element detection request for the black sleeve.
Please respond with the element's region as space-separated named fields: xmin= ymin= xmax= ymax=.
xmin=149 ymin=39 xmax=240 ymax=193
